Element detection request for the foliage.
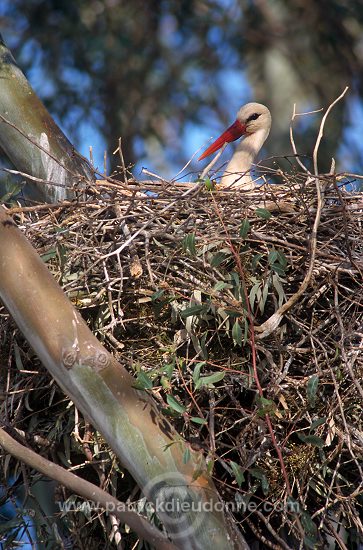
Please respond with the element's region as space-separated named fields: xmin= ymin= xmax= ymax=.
xmin=1 ymin=166 xmax=362 ymax=547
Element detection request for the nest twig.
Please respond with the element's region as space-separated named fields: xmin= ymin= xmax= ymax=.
xmin=1 ymin=87 xmax=362 ymax=549
xmin=1 ymin=166 xmax=362 ymax=548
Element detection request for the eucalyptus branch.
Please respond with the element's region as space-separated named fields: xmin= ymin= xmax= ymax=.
xmin=0 ymin=427 xmax=175 ymax=550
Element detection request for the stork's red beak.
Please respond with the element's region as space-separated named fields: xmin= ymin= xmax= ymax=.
xmin=198 ymin=119 xmax=246 ymax=161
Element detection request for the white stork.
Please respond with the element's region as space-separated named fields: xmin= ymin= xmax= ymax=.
xmin=199 ymin=102 xmax=271 ymax=189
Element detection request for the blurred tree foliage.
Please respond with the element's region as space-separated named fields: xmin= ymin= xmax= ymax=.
xmin=1 ymin=0 xmax=363 ymax=177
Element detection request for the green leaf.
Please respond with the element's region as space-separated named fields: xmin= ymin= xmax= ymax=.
xmin=210 ymin=251 xmax=229 ymax=267
xmin=183 ymin=447 xmax=191 ymax=464
xmin=41 ymin=248 xmax=57 ymax=263
xmin=13 ymin=342 xmax=24 ymax=371
xmin=133 ymin=371 xmax=153 ymax=390
xmin=223 ymin=308 xmax=242 ymax=318
xmin=190 ymin=416 xmax=207 ymax=425
xmin=151 ymin=289 xmax=165 ymax=301
xmin=0 ymin=179 xmax=24 ymax=202
xmin=232 ymin=320 xmax=242 ymax=347
xmin=303 ymin=535 xmax=319 ymax=550
xmin=207 ymin=459 xmax=214 ymax=475
xmin=243 ymin=317 xmax=249 ymax=344
xmin=249 ymin=281 xmax=261 ymax=310
xmin=163 ymin=362 xmax=174 ymax=379
xmin=193 ymin=361 xmax=205 ymax=385
xmin=270 ymin=249 xmax=288 ymax=275
xmin=271 ymin=263 xmax=286 ymax=276
xmin=259 ymin=281 xmax=269 ymax=314
xmin=301 ymin=510 xmax=319 ymax=546
xmin=213 ymin=281 xmax=232 ymax=291
xmin=204 ymin=177 xmax=213 ymax=190
xmin=180 ymin=304 xmax=208 ymax=317
xmin=251 ymin=253 xmax=263 ymax=270
xmin=182 ymin=232 xmax=196 ymax=256
xmin=230 ymin=271 xmax=241 ymax=300
xmin=255 ymin=207 xmax=272 ymax=219
xmin=268 ymin=250 xmax=278 ymax=265
xmin=272 ymin=273 xmax=286 ymax=307
xmin=230 ymin=271 xmax=240 ymax=286
xmin=200 ymin=332 xmax=208 ymax=359
xmin=307 ymin=375 xmax=319 ymax=407
xmin=256 ymin=396 xmax=275 ymax=416
xmin=276 ymin=250 xmax=288 ymax=268
xmin=239 ymin=218 xmax=250 ymax=239
xmin=197 ymin=371 xmax=225 ymax=389
xmin=287 ymin=496 xmax=301 ymax=513
xmin=310 ymin=417 xmax=327 ymax=431
xmin=166 ymin=394 xmax=187 ymax=414
xmin=230 ymin=461 xmax=245 ymax=487
xmin=249 ymin=467 xmax=269 ymax=494
xmin=297 ymin=433 xmax=325 ymax=448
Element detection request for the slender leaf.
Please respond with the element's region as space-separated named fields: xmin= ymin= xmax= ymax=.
xmin=181 ymin=304 xmax=208 ymax=317
xmin=210 ymin=251 xmax=229 ymax=267
xmin=197 ymin=371 xmax=225 ymax=389
xmin=239 ymin=218 xmax=251 ymax=239
xmin=232 ymin=320 xmax=242 ymax=347
xmin=297 ymin=433 xmax=325 ymax=448
xmin=276 ymin=250 xmax=288 ymax=268
xmin=213 ymin=281 xmax=232 ymax=291
xmin=190 ymin=416 xmax=207 ymax=425
xmin=271 ymin=263 xmax=286 ymax=276
xmin=13 ymin=341 xmax=24 ymax=371
xmin=252 ymin=253 xmax=263 ymax=270
xmin=301 ymin=511 xmax=319 ymax=547
xmin=272 ymin=273 xmax=286 ymax=307
xmin=230 ymin=461 xmax=245 ymax=487
xmin=255 ymin=208 xmax=272 ymax=219
xmin=166 ymin=394 xmax=187 ymax=414
xmin=182 ymin=232 xmax=197 ymax=256
xmin=151 ymin=289 xmax=165 ymax=301
xmin=133 ymin=371 xmax=153 ymax=390
xmin=249 ymin=468 xmax=269 ymax=494
xmin=223 ymin=308 xmax=242 ymax=318
xmin=268 ymin=250 xmax=278 ymax=265
xmin=41 ymin=249 xmax=57 ymax=263
xmin=310 ymin=417 xmax=327 ymax=431
xmin=183 ymin=447 xmax=191 ymax=464
xmin=259 ymin=281 xmax=269 ymax=314
xmin=307 ymin=375 xmax=319 ymax=407
xmin=243 ymin=317 xmax=249 ymax=344
xmin=200 ymin=332 xmax=208 ymax=359
xmin=249 ymin=281 xmax=261 ymax=311
xmin=193 ymin=361 xmax=205 ymax=385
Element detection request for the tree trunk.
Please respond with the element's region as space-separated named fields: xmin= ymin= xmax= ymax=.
xmin=0 ymin=33 xmax=249 ymax=549
xmin=0 ymin=34 xmax=94 ymax=202
xmin=0 ymin=205 xmax=248 ymax=549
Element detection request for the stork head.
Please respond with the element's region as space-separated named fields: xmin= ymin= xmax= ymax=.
xmin=198 ymin=102 xmax=271 ymax=161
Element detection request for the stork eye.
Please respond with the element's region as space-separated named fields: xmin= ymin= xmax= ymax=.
xmin=246 ymin=113 xmax=260 ymax=122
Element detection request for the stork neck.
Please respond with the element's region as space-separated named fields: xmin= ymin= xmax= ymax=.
xmin=220 ymin=127 xmax=269 ymax=188
xmin=234 ymin=127 xmax=268 ymax=171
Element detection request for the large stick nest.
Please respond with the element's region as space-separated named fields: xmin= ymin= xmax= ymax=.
xmin=1 ymin=169 xmax=363 ymax=548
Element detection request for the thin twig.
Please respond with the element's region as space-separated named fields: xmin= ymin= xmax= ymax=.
xmin=0 ymin=428 xmax=176 ymax=550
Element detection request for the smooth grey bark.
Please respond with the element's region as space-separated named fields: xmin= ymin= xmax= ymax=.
xmin=0 ymin=33 xmax=249 ymax=550
xmin=0 ymin=205 xmax=248 ymax=549
xmin=0 ymin=34 xmax=94 ymax=202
